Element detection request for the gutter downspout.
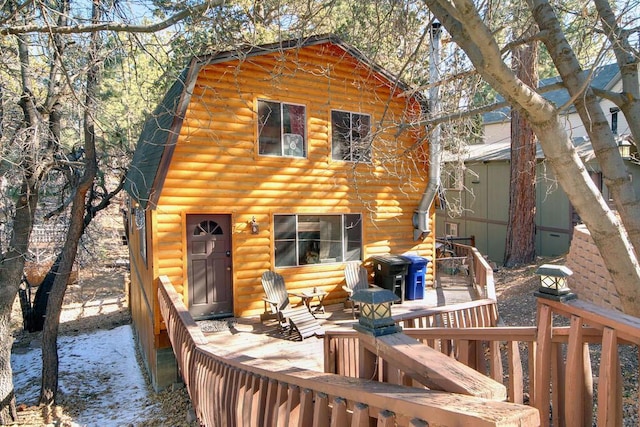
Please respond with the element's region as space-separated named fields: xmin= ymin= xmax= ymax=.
xmin=413 ymin=22 xmax=443 ymax=241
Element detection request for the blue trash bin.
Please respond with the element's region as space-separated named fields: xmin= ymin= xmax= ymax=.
xmin=402 ymin=255 xmax=430 ymax=300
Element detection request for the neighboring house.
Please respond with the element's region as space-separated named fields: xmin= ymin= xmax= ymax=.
xmin=436 ymin=63 xmax=638 ymax=264
xmin=124 ymin=35 xmax=435 ymax=390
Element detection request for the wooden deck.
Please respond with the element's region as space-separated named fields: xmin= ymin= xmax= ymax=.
xmin=201 ymin=281 xmax=476 ymax=372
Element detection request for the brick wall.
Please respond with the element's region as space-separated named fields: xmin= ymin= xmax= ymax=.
xmin=565 ymin=224 xmax=622 ymax=312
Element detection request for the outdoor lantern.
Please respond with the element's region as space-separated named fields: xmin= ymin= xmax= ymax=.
xmin=250 ymin=217 xmax=259 ymax=234
xmin=618 ymin=138 xmax=632 ymax=159
xmin=351 ymin=288 xmax=402 ymax=336
xmin=534 ymin=264 xmax=576 ymax=301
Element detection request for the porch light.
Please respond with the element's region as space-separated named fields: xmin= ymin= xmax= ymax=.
xmin=351 ymin=288 xmax=402 ymax=337
xmin=250 ymin=217 xmax=259 ymax=234
xmin=618 ymin=138 xmax=632 ymax=159
xmin=534 ymin=264 xmax=576 ymax=301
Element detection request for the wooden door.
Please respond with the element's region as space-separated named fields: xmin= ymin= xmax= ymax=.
xmin=186 ymin=214 xmax=233 ymax=319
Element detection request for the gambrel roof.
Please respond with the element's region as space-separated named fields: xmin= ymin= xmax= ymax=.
xmin=124 ymin=35 xmax=423 ymax=209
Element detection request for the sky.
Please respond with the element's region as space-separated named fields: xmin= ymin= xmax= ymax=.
xmin=11 ymin=325 xmax=159 ymax=426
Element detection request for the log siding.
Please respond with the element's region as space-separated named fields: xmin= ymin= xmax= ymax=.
xmin=126 ymin=36 xmax=435 ymax=389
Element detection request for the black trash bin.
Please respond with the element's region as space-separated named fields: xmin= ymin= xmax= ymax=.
xmin=371 ymin=255 xmax=410 ymax=303
xmin=402 ymin=255 xmax=430 ymax=300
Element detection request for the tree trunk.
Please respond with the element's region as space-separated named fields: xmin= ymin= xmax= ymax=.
xmin=0 ymin=304 xmax=18 ymax=425
xmin=0 ymin=181 xmax=39 ymax=423
xmin=0 ymin=29 xmax=42 ymax=423
xmin=504 ymin=37 xmax=538 ymax=267
xmin=427 ymin=0 xmax=640 ymax=316
xmin=39 ymin=0 xmax=100 ymax=404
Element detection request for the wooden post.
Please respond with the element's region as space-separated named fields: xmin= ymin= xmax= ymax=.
xmin=535 ymin=303 xmax=552 ymax=427
xmin=508 ymin=340 xmax=524 ymax=404
xmin=564 ymin=315 xmax=584 ymax=426
xmin=359 ymin=339 xmax=378 ymax=381
xmin=598 ymin=327 xmax=620 ymax=427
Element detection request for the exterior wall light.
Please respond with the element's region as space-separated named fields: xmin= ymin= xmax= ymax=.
xmin=618 ymin=138 xmax=632 ymax=159
xmin=351 ymin=288 xmax=402 ymax=336
xmin=250 ymin=217 xmax=259 ymax=234
xmin=534 ymin=264 xmax=576 ymax=301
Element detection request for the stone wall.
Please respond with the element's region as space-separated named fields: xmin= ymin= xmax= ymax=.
xmin=565 ymin=224 xmax=622 ymax=312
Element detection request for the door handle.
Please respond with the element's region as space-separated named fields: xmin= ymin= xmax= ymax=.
xmin=226 ymin=251 xmax=231 ymax=257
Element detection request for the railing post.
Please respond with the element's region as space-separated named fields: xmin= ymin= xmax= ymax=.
xmin=359 ymin=341 xmax=378 ymax=381
xmin=598 ymin=327 xmax=622 ymax=427
xmin=565 ymin=315 xmax=586 ymax=426
xmin=535 ymin=302 xmax=552 ymax=427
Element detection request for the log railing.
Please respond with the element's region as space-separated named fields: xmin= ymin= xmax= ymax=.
xmin=325 ymin=296 xmax=640 ymax=426
xmin=158 ymin=276 xmax=539 ymax=426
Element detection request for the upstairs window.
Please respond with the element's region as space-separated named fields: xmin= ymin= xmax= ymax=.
xmin=258 ymin=100 xmax=306 ymax=157
xmin=274 ymin=214 xmax=362 ymax=267
xmin=331 ymin=110 xmax=371 ymax=162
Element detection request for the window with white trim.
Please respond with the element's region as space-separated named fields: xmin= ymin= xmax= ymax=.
xmin=331 ymin=110 xmax=371 ymax=162
xmin=442 ymin=162 xmax=464 ymax=191
xmin=445 ymin=222 xmax=458 ymax=237
xmin=258 ymin=100 xmax=306 ymax=157
xmin=274 ymin=214 xmax=362 ymax=267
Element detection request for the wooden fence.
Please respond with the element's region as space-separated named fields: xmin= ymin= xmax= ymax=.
xmin=158 ymin=276 xmax=539 ymax=426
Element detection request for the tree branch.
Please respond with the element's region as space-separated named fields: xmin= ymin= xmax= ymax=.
xmin=1 ymin=1 xmax=223 ymax=35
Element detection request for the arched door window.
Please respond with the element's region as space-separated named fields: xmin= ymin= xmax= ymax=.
xmin=194 ymin=220 xmax=223 ymax=236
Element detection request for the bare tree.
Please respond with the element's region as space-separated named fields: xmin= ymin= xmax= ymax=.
xmin=0 ymin=1 xmax=222 ymax=420
xmin=424 ymin=0 xmax=640 ymax=315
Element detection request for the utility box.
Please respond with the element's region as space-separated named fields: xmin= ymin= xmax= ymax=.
xmin=403 ymin=255 xmax=430 ymax=300
xmin=371 ymin=255 xmax=410 ymax=303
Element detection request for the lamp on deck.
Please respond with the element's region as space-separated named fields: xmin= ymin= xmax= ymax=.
xmin=351 ymin=288 xmax=402 ymax=336
xmin=534 ymin=264 xmax=576 ymax=302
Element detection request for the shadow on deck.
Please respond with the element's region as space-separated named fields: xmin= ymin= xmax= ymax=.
xmin=200 ymin=275 xmax=477 ymax=372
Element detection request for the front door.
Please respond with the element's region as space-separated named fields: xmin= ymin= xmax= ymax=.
xmin=186 ymin=214 xmax=233 ymax=319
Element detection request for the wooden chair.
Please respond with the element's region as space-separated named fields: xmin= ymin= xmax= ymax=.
xmin=342 ymin=261 xmax=370 ymax=318
xmin=260 ymin=271 xmax=324 ymax=340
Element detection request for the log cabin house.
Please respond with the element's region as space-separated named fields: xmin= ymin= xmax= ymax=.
xmin=124 ymin=35 xmax=437 ymax=390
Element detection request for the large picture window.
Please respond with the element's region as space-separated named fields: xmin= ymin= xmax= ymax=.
xmin=331 ymin=110 xmax=371 ymax=162
xmin=258 ymin=100 xmax=306 ymax=157
xmin=274 ymin=214 xmax=362 ymax=267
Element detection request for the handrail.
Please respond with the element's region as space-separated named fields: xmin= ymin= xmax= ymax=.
xmin=392 ymin=298 xmax=499 ymax=327
xmin=438 ymin=239 xmax=496 ymax=300
xmin=325 ymin=295 xmax=640 ymax=426
xmin=534 ymin=297 xmax=640 ymax=426
xmin=158 ymin=275 xmax=539 ymax=426
xmin=324 ymin=326 xmax=533 ymax=403
xmin=325 ymin=300 xmax=507 ymax=393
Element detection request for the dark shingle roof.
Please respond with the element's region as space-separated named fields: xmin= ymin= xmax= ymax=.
xmin=124 ymin=67 xmax=192 ymax=208
xmin=483 ymin=63 xmax=620 ymax=124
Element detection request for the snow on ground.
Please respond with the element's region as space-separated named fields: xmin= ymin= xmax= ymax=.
xmin=11 ymin=325 xmax=159 ymax=426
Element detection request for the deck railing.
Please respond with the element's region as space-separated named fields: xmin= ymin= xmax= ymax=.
xmin=158 ymin=276 xmax=539 ymax=426
xmin=437 ymin=239 xmax=496 ymax=300
xmin=324 ymin=299 xmax=502 ymax=380
xmin=325 ymin=296 xmax=640 ymax=426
